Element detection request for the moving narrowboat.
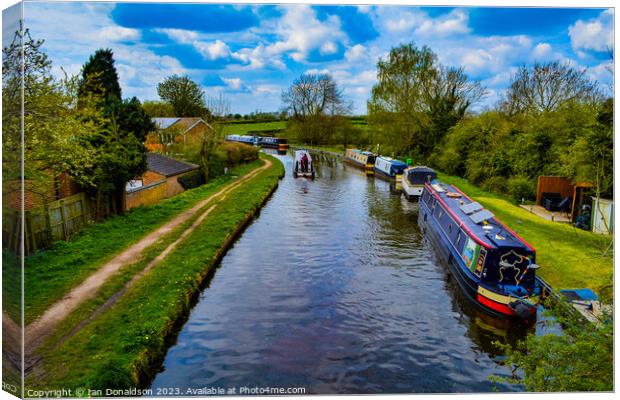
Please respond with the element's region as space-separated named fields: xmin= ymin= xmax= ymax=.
xmin=419 ymin=180 xmax=541 ymax=321
xmin=402 ymin=166 xmax=436 ymax=200
xmin=374 ymin=156 xmax=408 ymax=182
xmin=260 ymin=136 xmax=288 ymax=151
xmin=293 ymin=149 xmax=315 ymax=179
xmin=344 ymin=149 xmax=376 ymax=174
xmin=225 ymin=134 xmax=259 ymax=146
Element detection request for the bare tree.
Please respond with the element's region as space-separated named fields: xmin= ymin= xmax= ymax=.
xmin=206 ymin=90 xmax=231 ymax=119
xmin=502 ymin=61 xmax=602 ymax=114
xmin=281 ymin=73 xmax=348 ymax=119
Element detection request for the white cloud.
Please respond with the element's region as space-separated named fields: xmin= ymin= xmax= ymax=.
xmin=98 ymin=26 xmax=140 ymax=42
xmin=532 ymin=43 xmax=552 ymax=60
xmin=415 ymin=9 xmax=469 ymax=37
xmin=157 ymin=29 xmax=231 ymax=60
xmin=345 ymin=44 xmax=366 ymax=62
xmin=222 ymin=77 xmax=243 ymax=90
xmin=320 ymin=41 xmax=338 ymax=55
xmin=196 ymin=40 xmax=231 ymax=60
xmin=569 ymin=9 xmax=614 ymax=52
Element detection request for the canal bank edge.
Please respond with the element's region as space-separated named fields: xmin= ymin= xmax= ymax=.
xmin=29 ymin=154 xmax=285 ymax=392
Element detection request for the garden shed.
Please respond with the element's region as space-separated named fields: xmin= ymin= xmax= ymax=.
xmin=536 ymin=176 xmax=593 ymax=222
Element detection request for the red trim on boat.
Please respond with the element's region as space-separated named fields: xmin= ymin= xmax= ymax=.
xmin=450 ymin=185 xmax=536 ymax=253
xmin=477 ymin=293 xmax=536 ymax=317
xmin=477 ymin=294 xmax=516 ymax=316
xmin=424 ymin=183 xmax=492 ymax=250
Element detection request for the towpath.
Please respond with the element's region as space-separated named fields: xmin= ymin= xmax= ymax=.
xmin=23 ymin=158 xmax=273 ymax=352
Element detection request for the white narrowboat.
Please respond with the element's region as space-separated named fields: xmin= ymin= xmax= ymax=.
xmin=293 ymin=149 xmax=315 ymax=179
xmin=373 ymin=156 xmax=408 ymax=182
xmin=402 ymin=166 xmax=437 ymax=200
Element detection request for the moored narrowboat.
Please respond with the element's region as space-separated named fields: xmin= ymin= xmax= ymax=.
xmin=374 ymin=156 xmax=408 ymax=182
xmin=260 ymin=136 xmax=288 ymax=151
xmin=402 ymin=166 xmax=436 ymax=200
xmin=418 ymin=180 xmax=541 ymax=321
xmin=226 ymin=134 xmax=259 ymax=146
xmin=344 ymin=149 xmax=376 ymax=174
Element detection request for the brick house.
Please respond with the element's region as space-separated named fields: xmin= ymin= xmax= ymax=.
xmin=125 ymin=153 xmax=199 ymax=210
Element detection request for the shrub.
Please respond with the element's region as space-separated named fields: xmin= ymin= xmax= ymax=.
xmin=507 ymin=176 xmax=535 ymax=203
xmin=482 ymin=176 xmax=508 ymax=195
xmin=219 ymin=141 xmax=259 ymax=166
xmin=177 ymin=170 xmax=205 ymax=190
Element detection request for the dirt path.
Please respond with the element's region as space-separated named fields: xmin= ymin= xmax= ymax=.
xmin=24 ymin=158 xmax=273 ymax=352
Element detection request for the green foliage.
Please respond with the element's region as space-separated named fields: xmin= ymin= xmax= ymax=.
xmin=78 ymin=48 xmax=121 ymax=104
xmin=506 ymin=176 xmax=535 ymax=202
xmin=220 ymin=141 xmax=259 ymax=166
xmin=368 ymin=43 xmax=484 ymax=158
xmin=141 ymin=100 xmax=176 ymax=118
xmin=176 ymin=170 xmax=205 ymax=190
xmin=157 ymin=74 xmax=209 ymax=118
xmin=494 ymin=304 xmax=613 ymax=392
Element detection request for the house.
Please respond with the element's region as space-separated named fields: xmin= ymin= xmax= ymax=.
xmin=125 ymin=153 xmax=200 ymax=210
xmin=151 ymin=117 xmax=212 ymax=147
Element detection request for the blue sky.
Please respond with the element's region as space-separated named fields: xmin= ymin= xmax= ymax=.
xmin=16 ymin=2 xmax=615 ymax=114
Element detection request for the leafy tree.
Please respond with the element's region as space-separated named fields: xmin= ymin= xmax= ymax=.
xmin=142 ymin=100 xmax=176 ymax=117
xmin=78 ymin=49 xmax=122 ymax=106
xmin=501 ymin=61 xmax=602 ymax=114
xmin=157 ymin=74 xmax=209 ymax=118
xmin=2 ymin=26 xmax=98 ymax=211
xmin=78 ymin=49 xmax=152 ymax=217
xmin=368 ymin=43 xmax=483 ymax=159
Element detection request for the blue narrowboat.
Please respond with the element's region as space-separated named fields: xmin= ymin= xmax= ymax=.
xmin=373 ymin=156 xmax=408 ymax=182
xmin=419 ymin=181 xmax=541 ymax=321
xmin=226 ymin=134 xmax=259 ymax=146
xmin=259 ymin=136 xmax=288 ymax=151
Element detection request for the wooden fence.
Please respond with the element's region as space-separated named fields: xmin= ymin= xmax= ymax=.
xmin=3 ymin=192 xmax=93 ymax=255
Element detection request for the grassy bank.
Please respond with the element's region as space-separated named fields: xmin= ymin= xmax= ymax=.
xmin=16 ymin=160 xmax=264 ymax=324
xmin=30 ymin=156 xmax=284 ymax=391
xmin=221 ymin=121 xmax=287 ymax=135
xmin=437 ymin=172 xmax=613 ymax=301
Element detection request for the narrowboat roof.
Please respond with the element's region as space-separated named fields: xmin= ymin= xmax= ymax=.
xmin=406 ymin=166 xmax=435 ymax=174
xmin=377 ymin=156 xmax=408 ymax=166
xmin=348 ymin=149 xmax=375 ymax=155
xmin=425 ymin=181 xmax=535 ymax=252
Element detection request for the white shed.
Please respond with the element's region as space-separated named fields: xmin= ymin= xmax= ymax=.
xmin=591 ymin=197 xmax=614 ymax=234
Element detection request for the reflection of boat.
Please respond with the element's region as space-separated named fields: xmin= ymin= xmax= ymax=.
xmin=419 ymin=180 xmax=541 ymax=322
xmin=373 ymin=156 xmax=408 ymax=182
xmin=344 ymin=149 xmax=376 ymax=175
xmin=293 ymin=149 xmax=315 ymax=179
xmin=402 ymin=166 xmax=436 ymax=201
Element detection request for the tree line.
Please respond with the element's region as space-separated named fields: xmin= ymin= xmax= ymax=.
xmin=282 ymin=42 xmax=612 ymax=199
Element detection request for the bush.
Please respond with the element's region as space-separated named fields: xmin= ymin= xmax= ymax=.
xmin=507 ymin=176 xmax=535 ymax=203
xmin=177 ymin=169 xmax=206 ymax=190
xmin=219 ymin=141 xmax=259 ymax=166
xmin=482 ymin=176 xmax=508 ymax=195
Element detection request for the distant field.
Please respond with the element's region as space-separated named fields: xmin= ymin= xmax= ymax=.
xmin=221 ymin=121 xmax=288 ymax=135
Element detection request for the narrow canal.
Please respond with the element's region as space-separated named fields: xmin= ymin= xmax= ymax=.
xmin=150 ymin=151 xmax=531 ymax=394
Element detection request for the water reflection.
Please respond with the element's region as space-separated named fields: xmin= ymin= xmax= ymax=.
xmin=150 ymin=150 xmax=530 ymax=394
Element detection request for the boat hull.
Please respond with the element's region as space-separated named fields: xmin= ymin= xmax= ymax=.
xmin=418 ymin=199 xmax=536 ymax=321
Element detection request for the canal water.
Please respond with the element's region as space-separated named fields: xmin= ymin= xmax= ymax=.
xmin=150 ymin=151 xmax=532 ymax=394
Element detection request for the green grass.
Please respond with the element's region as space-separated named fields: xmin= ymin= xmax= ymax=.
xmin=221 ymin=121 xmax=288 ymax=135
xmin=437 ymin=172 xmax=613 ymax=301
xmin=30 ymin=156 xmax=284 ymax=391
xmin=19 ymin=161 xmax=264 ymax=325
